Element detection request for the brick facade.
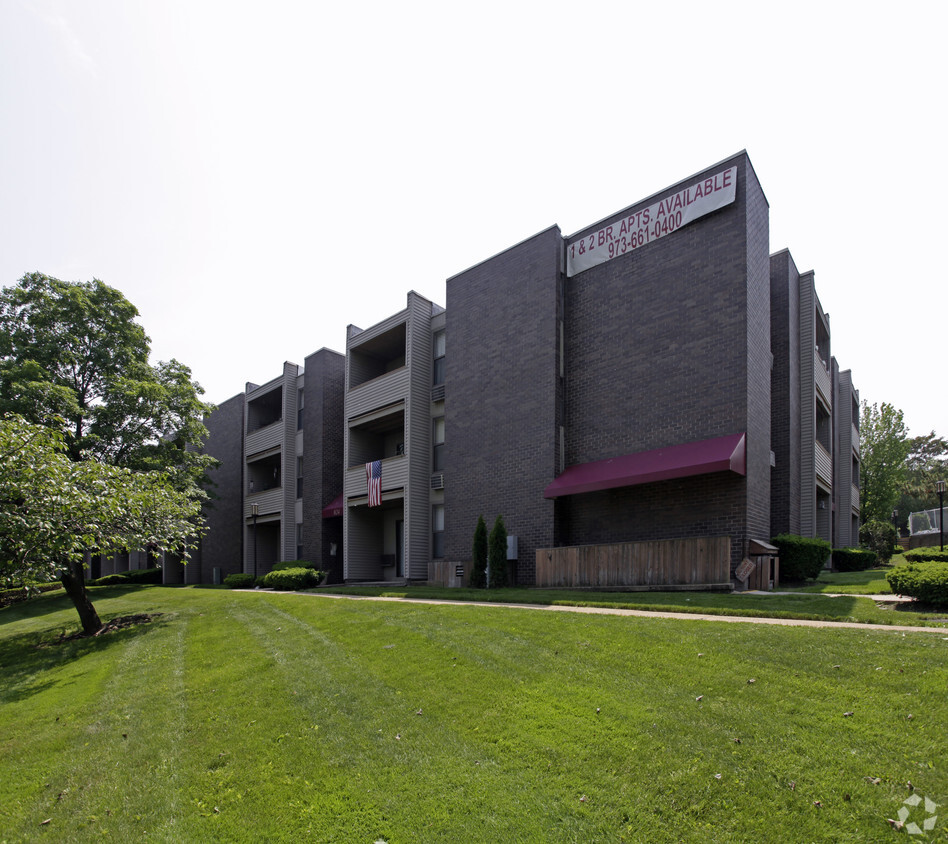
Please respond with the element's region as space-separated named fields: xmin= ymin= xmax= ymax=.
xmin=191 ymin=151 xmax=857 ymax=586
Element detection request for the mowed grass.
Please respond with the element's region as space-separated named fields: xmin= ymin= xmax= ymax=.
xmin=1 ymin=587 xmax=946 ymax=843
xmin=324 ymin=584 xmax=948 ymax=626
xmin=778 ymin=567 xmax=895 ymax=595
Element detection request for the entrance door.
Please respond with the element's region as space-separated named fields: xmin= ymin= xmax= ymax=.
xmin=395 ymin=520 xmax=404 ymax=578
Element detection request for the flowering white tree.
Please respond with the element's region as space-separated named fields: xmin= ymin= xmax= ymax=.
xmin=0 ymin=416 xmax=202 ymax=633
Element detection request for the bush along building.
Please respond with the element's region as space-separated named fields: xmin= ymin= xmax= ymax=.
xmin=180 ymin=151 xmax=859 ymax=590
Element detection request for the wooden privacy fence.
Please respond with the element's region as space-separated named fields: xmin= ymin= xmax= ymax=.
xmin=535 ymin=536 xmax=731 ymax=589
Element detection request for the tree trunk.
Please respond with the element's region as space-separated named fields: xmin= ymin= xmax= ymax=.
xmin=60 ymin=558 xmax=102 ymax=634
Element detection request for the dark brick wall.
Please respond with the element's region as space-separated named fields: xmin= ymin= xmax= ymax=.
xmin=562 ymin=152 xmax=770 ymax=569
xmin=199 ymin=393 xmax=245 ymax=581
xmin=444 ymin=227 xmax=562 ymax=584
xmin=770 ymin=250 xmax=801 ymax=536
xmin=742 ymin=159 xmax=772 ymax=551
xmin=302 ymin=348 xmax=345 ymax=583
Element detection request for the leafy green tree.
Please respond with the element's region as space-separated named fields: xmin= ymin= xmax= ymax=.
xmin=860 ymin=401 xmax=911 ymax=525
xmin=488 ymin=515 xmax=508 ymax=588
xmin=470 ymin=515 xmax=487 ymax=588
xmin=0 ymin=416 xmax=201 ymax=633
xmin=893 ymin=433 xmax=947 ymax=533
xmin=0 ymin=273 xmax=214 ymax=489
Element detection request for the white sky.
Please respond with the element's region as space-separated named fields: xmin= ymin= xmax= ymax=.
xmin=1 ymin=0 xmax=944 ymax=438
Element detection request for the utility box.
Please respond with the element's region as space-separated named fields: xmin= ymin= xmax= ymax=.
xmin=507 ymin=535 xmax=518 ymax=560
xmin=212 ymin=567 xmax=222 ymax=586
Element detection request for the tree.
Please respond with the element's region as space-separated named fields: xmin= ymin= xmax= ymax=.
xmin=0 ymin=416 xmax=201 ymax=633
xmin=860 ymin=401 xmax=911 ymax=525
xmin=470 ymin=515 xmax=487 ymax=588
xmin=488 ymin=515 xmax=509 ymax=588
xmin=894 ymin=433 xmax=948 ymax=533
xmin=0 ymin=273 xmax=214 ymax=489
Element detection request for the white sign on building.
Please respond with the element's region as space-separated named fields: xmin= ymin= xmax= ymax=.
xmin=566 ymin=166 xmax=738 ymax=277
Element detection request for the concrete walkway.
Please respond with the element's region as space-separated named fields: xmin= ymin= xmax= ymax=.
xmin=745 ymin=589 xmax=913 ymax=603
xmin=257 ymin=590 xmax=948 ymax=635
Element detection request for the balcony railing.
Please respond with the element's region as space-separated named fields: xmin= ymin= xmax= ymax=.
xmin=345 ymin=454 xmax=409 ymax=498
xmin=814 ymin=358 xmax=832 ymax=408
xmin=851 ymin=484 xmax=860 ymax=511
xmin=851 ymin=423 xmax=859 ymax=455
xmin=815 ymin=441 xmax=832 ymax=486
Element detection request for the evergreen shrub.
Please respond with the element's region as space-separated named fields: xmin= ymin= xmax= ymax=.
xmin=832 ymin=548 xmax=877 ymax=571
xmin=223 ymin=573 xmax=256 ymax=589
xmin=886 ymin=562 xmax=948 ymax=607
xmin=771 ymin=534 xmax=831 ymax=581
xmin=470 ymin=516 xmax=487 ymax=589
xmin=489 ymin=515 xmax=508 ymax=588
xmin=272 ymin=559 xmax=319 ymax=571
xmin=904 ymin=548 xmax=948 ymax=564
xmin=259 ymin=567 xmax=323 ymax=590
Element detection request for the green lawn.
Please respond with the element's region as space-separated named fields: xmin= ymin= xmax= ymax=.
xmin=2 ymin=586 xmax=947 ymax=843
xmin=323 ymin=584 xmax=948 ymax=627
xmin=776 ymin=567 xmax=895 ymax=595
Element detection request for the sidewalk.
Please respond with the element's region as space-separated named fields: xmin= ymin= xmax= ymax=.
xmin=743 ymin=589 xmax=913 ymax=603
xmin=265 ymin=590 xmax=948 ymax=634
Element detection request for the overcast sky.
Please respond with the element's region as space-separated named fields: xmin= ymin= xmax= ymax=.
xmin=1 ymin=0 xmax=944 ymax=439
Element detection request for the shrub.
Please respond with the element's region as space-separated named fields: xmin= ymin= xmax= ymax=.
xmin=470 ymin=515 xmax=488 ymax=589
xmin=887 ymin=562 xmax=948 ymax=607
xmin=0 ymin=582 xmax=63 ymax=608
xmin=832 ymin=548 xmax=877 ymax=572
xmin=223 ymin=573 xmax=256 ymax=589
xmin=771 ymin=534 xmax=831 ymax=581
xmin=489 ymin=515 xmax=508 ymax=588
xmin=90 ymin=567 xmax=162 ymax=586
xmin=905 ymin=548 xmax=948 ymax=564
xmin=272 ymin=559 xmax=319 ymax=571
xmin=259 ymin=567 xmax=323 ymax=591
xmin=859 ymin=520 xmax=898 ymax=564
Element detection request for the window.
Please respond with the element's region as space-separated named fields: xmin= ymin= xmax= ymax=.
xmin=296 ymin=523 xmax=303 ymax=561
xmin=433 ymin=416 xmax=444 ymax=471
xmin=432 ymin=504 xmax=444 ymax=559
xmin=433 ymin=330 xmax=445 ymax=386
xmin=297 ymin=388 xmax=304 ymax=430
xmin=296 ymin=457 xmax=303 ymax=498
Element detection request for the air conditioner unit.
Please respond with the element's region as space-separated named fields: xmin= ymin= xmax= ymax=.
xmin=430 ymin=473 xmax=444 ymax=490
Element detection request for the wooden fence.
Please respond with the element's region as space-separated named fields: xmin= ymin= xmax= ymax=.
xmin=535 ymin=536 xmax=731 ymax=589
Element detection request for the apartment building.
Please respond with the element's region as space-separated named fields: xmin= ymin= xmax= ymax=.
xmin=183 ymin=151 xmax=858 ymax=588
xmin=770 ymin=250 xmax=861 ymax=549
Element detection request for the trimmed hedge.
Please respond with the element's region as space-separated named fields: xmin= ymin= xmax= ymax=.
xmin=771 ymin=534 xmax=831 ymax=581
xmin=832 ymin=548 xmax=877 ymax=572
xmin=90 ymin=567 xmax=162 ymax=586
xmin=0 ymin=582 xmax=63 ymax=608
xmin=272 ymin=559 xmax=319 ymax=571
xmin=904 ymin=548 xmax=948 ymax=564
xmin=223 ymin=573 xmax=257 ymax=589
xmin=887 ymin=562 xmax=948 ymax=607
xmin=259 ymin=567 xmax=324 ymax=591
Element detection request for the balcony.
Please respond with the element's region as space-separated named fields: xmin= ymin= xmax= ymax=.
xmin=814 ymin=357 xmax=832 ymax=409
xmin=851 ymin=423 xmax=859 ymax=455
xmin=346 ymin=454 xmax=409 ymax=499
xmin=851 ymin=484 xmax=860 ymax=511
xmin=815 ymin=441 xmax=832 ymax=487
xmin=347 ymin=367 xmax=410 ymax=418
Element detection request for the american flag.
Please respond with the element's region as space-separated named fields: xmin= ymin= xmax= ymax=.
xmin=366 ymin=460 xmax=382 ymax=507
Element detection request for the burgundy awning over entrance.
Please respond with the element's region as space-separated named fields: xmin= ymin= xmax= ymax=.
xmin=543 ymin=432 xmax=746 ymax=499
xmin=321 ymin=494 xmax=344 ymax=518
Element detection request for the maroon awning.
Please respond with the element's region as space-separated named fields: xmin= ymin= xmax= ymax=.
xmin=321 ymin=494 xmax=344 ymax=518
xmin=543 ymin=432 xmax=746 ymax=499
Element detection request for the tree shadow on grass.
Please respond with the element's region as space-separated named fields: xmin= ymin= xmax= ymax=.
xmin=0 ymin=585 xmax=159 ymax=628
xmin=0 ymin=610 xmax=172 ymax=705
